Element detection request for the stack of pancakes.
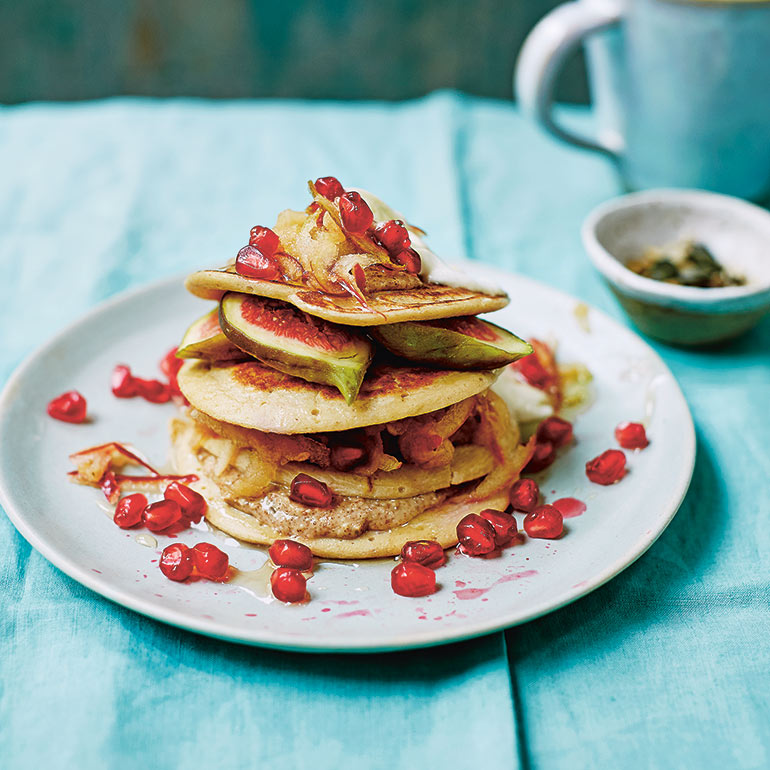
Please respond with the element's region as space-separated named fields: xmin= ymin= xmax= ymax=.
xmin=170 ymin=184 xmax=534 ymax=558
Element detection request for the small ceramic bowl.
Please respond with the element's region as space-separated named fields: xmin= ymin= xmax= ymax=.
xmin=582 ymin=189 xmax=770 ymax=345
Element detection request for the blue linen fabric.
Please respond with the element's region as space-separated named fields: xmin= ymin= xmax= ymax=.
xmin=0 ymin=92 xmax=768 ymax=769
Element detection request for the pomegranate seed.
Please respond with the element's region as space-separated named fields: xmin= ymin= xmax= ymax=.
xmin=339 ymin=191 xmax=373 ymax=234
xmin=290 ymin=473 xmax=333 ymax=508
xmin=400 ymin=540 xmax=446 ymax=569
xmin=536 ymin=416 xmax=573 ymax=448
xmin=111 ymin=365 xmax=137 ymax=398
xmin=456 ymin=513 xmax=497 ymax=556
xmin=46 ymin=391 xmax=87 ymax=423
xmin=392 ymin=247 xmax=422 ymax=274
xmin=160 ymin=347 xmax=183 ymax=380
xmin=509 ymin=478 xmax=540 ymax=512
xmin=268 ymin=539 xmax=314 ymax=571
xmin=513 ymin=353 xmax=551 ymax=390
xmin=159 ymin=543 xmax=194 ymax=582
xmin=314 ymin=176 xmax=344 ymax=200
xmin=523 ymin=505 xmax=563 ymax=539
xmin=133 ymin=377 xmax=171 ymax=403
xmin=100 ymin=470 xmax=120 ymax=504
xmin=113 ymin=493 xmax=147 ymax=529
xmin=164 ymin=481 xmax=206 ymax=523
xmin=480 ymin=509 xmax=518 ymax=547
xmin=270 ymin=567 xmax=307 ymax=603
xmin=330 ymin=445 xmax=366 ymax=471
xmin=235 ymin=245 xmax=281 ymax=281
xmin=615 ymin=421 xmax=649 ymax=450
xmin=192 ymin=542 xmax=230 ymax=581
xmin=374 ymin=220 xmax=411 ymax=254
xmin=391 ymin=562 xmax=436 ymax=597
xmin=248 ymin=225 xmax=280 ymax=256
xmin=142 ymin=499 xmax=183 ymax=533
xmin=523 ymin=440 xmax=556 ymax=473
xmin=586 ymin=449 xmax=627 ymax=485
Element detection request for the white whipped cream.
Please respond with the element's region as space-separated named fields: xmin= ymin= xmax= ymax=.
xmin=492 ymin=367 xmax=554 ymax=424
xmin=351 ymin=188 xmax=505 ymax=296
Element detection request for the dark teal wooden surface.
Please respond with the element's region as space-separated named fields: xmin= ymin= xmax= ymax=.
xmin=0 ymin=0 xmax=588 ymax=103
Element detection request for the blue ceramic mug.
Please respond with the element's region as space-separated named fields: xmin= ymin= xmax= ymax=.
xmin=515 ymin=0 xmax=770 ymax=201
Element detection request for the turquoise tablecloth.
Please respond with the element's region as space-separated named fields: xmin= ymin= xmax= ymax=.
xmin=1 ymin=92 xmax=768 ymax=769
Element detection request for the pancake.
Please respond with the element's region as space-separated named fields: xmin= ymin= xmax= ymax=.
xmin=184 ymin=267 xmax=508 ymax=327
xmin=170 ymin=394 xmax=530 ymax=558
xmin=177 ymin=358 xmax=501 ymax=433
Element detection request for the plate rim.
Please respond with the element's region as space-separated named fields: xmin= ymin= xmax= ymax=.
xmin=0 ymin=270 xmax=696 ymax=653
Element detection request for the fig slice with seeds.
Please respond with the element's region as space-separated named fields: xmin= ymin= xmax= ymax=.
xmin=176 ymin=308 xmax=248 ymax=361
xmin=219 ymin=292 xmax=373 ymax=404
xmin=370 ymin=316 xmax=532 ymax=370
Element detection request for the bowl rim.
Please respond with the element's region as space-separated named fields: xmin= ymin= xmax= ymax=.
xmin=582 ymin=188 xmax=770 ymax=312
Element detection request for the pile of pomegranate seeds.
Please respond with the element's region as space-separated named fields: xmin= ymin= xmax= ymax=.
xmin=113 ymin=481 xmax=207 ymax=534
xmin=615 ymin=421 xmax=649 ymax=450
xmin=339 ymin=191 xmax=374 ymax=234
xmin=47 ymin=391 xmax=88 ymax=424
xmin=266 ymin=539 xmax=314 ymax=603
xmin=585 ymin=449 xmax=627 ymax=485
xmin=390 ymin=539 xmax=447 ymax=597
xmin=290 ymin=473 xmax=333 ymax=508
xmin=400 ymin=540 xmax=446 ymax=569
xmin=159 ymin=541 xmax=229 ymax=583
xmin=523 ymin=505 xmax=564 ymax=539
xmin=509 ymin=478 xmax=540 ymax=512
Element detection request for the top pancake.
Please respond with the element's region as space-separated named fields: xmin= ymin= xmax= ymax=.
xmin=184 ymin=267 xmax=508 ymax=327
xmin=177 ymin=359 xmax=500 ymax=433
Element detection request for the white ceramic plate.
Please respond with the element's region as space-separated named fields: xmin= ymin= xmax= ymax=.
xmin=0 ymin=267 xmax=694 ymax=652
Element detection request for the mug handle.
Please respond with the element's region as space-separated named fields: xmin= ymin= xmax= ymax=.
xmin=515 ymin=0 xmax=623 ymax=157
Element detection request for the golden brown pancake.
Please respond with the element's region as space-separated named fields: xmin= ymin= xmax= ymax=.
xmin=169 ymin=391 xmax=532 ymax=558
xmin=184 ymin=268 xmax=508 ymax=327
xmin=177 ymin=359 xmax=501 ymax=433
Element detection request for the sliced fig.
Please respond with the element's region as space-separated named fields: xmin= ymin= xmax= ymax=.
xmin=176 ymin=309 xmax=247 ymax=361
xmin=370 ymin=316 xmax=532 ymax=370
xmin=219 ymin=292 xmax=373 ymax=403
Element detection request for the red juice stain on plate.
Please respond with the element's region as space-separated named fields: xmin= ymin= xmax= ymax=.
xmin=453 ymin=570 xmax=538 ymax=600
xmin=552 ymin=497 xmax=587 ymax=519
xmin=335 ymin=609 xmax=371 ymax=619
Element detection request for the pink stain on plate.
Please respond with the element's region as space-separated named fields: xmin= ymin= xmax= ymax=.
xmin=453 ymin=570 xmax=538 ymax=600
xmin=552 ymin=497 xmax=587 ymax=519
xmin=335 ymin=609 xmax=372 ymax=619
